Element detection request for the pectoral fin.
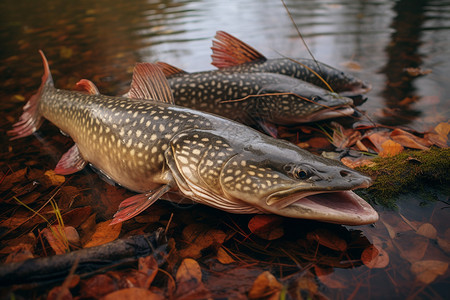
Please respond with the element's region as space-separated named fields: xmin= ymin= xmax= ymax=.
xmin=54 ymin=144 xmax=87 ymax=175
xmin=110 ymin=184 xmax=172 ymax=225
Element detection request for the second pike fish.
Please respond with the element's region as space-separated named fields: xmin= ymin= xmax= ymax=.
xmin=9 ymin=51 xmax=378 ymax=226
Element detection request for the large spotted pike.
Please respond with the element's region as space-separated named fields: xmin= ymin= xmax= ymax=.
xmin=154 ymin=62 xmax=355 ymax=127
xmin=9 ymin=51 xmax=378 ymax=225
xmin=211 ymin=31 xmax=372 ymax=96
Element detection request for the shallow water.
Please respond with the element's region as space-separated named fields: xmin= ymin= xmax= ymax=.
xmin=0 ymin=0 xmax=449 ymax=298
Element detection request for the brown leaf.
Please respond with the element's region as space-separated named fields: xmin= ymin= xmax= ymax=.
xmin=393 ymin=231 xmax=429 ymax=263
xmin=248 ymin=215 xmax=284 ymax=240
xmin=42 ymin=226 xmax=78 ymax=254
xmin=248 ymin=271 xmax=282 ymax=300
xmin=341 ymin=157 xmax=376 ymax=169
xmin=138 ymin=255 xmax=159 ymax=288
xmin=44 ymin=170 xmax=66 ymax=186
xmin=102 ymin=287 xmax=164 ymax=300
xmin=307 ymin=137 xmax=332 ymax=149
xmin=179 ymin=223 xmax=227 ymax=258
xmin=380 ymin=139 xmax=404 ymax=157
xmin=47 ymin=286 xmax=73 ymax=300
xmin=62 ymin=206 xmax=92 ymax=228
xmin=307 ymin=228 xmax=347 ymax=252
xmin=4 ymin=243 xmax=34 ymax=263
xmin=216 ymin=247 xmax=235 ymax=264
xmin=314 ymin=266 xmax=345 ymax=289
xmin=404 ymin=67 xmax=432 ymax=76
xmin=83 ymin=220 xmax=122 ymax=248
xmin=341 ymin=61 xmax=362 ymax=71
xmin=411 ymin=260 xmax=448 ymax=284
xmin=416 ymin=223 xmax=437 ymax=239
xmin=363 ymin=132 xmax=390 ymax=153
xmin=361 ymin=245 xmax=389 ymax=269
xmin=80 ymin=274 xmax=118 ymax=298
xmin=332 ymin=123 xmax=361 ymax=149
xmin=433 ymin=122 xmax=450 ymax=138
xmin=0 ymin=168 xmax=27 ymax=192
xmin=176 ymin=258 xmax=202 ymax=284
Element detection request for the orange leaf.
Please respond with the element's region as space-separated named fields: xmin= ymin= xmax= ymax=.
xmin=102 ymin=287 xmax=164 ymax=300
xmin=341 ymin=157 xmax=376 ymax=169
xmin=314 ymin=266 xmax=345 ymax=289
xmin=361 ymin=245 xmax=389 ymax=269
xmin=364 ymin=132 xmax=390 ymax=153
xmin=380 ymin=139 xmax=404 ymax=157
xmin=42 ymin=226 xmax=78 ymax=254
xmin=416 ymin=223 xmax=437 ymax=239
xmin=217 ymin=247 xmax=235 ymax=264
xmin=248 ymin=271 xmax=282 ymax=299
xmin=176 ymin=258 xmax=202 ymax=284
xmin=307 ymin=228 xmax=347 ymax=251
xmin=411 ymin=260 xmax=448 ymax=284
xmin=179 ymin=223 xmax=227 ymax=258
xmin=44 ymin=170 xmax=66 ymax=186
xmin=248 ymin=215 xmax=284 ymax=240
xmin=83 ymin=220 xmax=122 ymax=248
xmin=138 ymin=255 xmax=159 ymax=288
xmin=390 ymin=129 xmax=430 ymax=150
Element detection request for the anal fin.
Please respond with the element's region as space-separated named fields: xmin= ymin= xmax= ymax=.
xmin=54 ymin=144 xmax=87 ymax=175
xmin=110 ymin=184 xmax=172 ymax=225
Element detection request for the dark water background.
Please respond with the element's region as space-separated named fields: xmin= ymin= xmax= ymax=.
xmin=0 ymin=0 xmax=449 ymax=299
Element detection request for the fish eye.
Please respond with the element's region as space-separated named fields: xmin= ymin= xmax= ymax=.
xmin=311 ymin=95 xmax=319 ymax=101
xmin=284 ymin=164 xmax=310 ymax=180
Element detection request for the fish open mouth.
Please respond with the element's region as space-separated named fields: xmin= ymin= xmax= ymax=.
xmin=266 ymin=186 xmax=378 ymax=225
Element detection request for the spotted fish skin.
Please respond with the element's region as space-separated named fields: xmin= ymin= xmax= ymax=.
xmin=211 ymin=31 xmax=372 ymax=96
xmin=162 ymin=67 xmax=355 ymax=126
xmin=9 ymin=52 xmax=378 ymax=226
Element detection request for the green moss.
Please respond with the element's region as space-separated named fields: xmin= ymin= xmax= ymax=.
xmin=355 ymin=147 xmax=450 ymax=207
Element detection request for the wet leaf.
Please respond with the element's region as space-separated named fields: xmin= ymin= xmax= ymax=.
xmin=411 ymin=260 xmax=448 ymax=284
xmin=4 ymin=243 xmax=34 ymax=263
xmin=404 ymin=67 xmax=432 ymax=76
xmin=393 ymin=231 xmax=429 ymax=263
xmin=434 ymin=122 xmax=450 ymax=138
xmin=0 ymin=168 xmax=27 ymax=192
xmin=179 ymin=223 xmax=227 ymax=258
xmin=42 ymin=226 xmax=72 ymax=254
xmin=361 ymin=245 xmax=389 ymax=269
xmin=44 ymin=170 xmax=66 ymax=186
xmin=314 ymin=266 xmax=345 ymax=289
xmin=216 ymin=247 xmax=235 ymax=264
xmin=341 ymin=61 xmax=362 ymax=71
xmin=138 ymin=255 xmax=159 ymax=288
xmin=80 ymin=274 xmax=118 ymax=298
xmin=363 ymin=132 xmax=390 ymax=153
xmin=83 ymin=220 xmax=122 ymax=248
xmin=176 ymin=258 xmax=202 ymax=284
xmin=380 ymin=139 xmax=404 ymax=157
xmin=62 ymin=206 xmax=92 ymax=228
xmin=47 ymin=286 xmax=72 ymax=300
xmin=102 ymin=287 xmax=164 ymax=300
xmin=248 ymin=271 xmax=282 ymax=300
xmin=248 ymin=215 xmax=284 ymax=240
xmin=416 ymin=223 xmax=437 ymax=239
xmin=390 ymin=129 xmax=430 ymax=150
xmin=307 ymin=228 xmax=347 ymax=251
xmin=341 ymin=156 xmax=376 ymax=169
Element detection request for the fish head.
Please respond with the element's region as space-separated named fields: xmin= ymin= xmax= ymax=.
xmin=219 ymin=139 xmax=378 ymax=225
xmin=258 ymin=83 xmax=356 ymax=124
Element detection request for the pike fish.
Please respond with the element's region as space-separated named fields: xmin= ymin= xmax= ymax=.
xmin=155 ymin=62 xmax=355 ymax=127
xmin=9 ymin=51 xmax=378 ymax=225
xmin=211 ymin=31 xmax=372 ymax=96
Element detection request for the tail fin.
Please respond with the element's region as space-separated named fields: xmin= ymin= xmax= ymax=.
xmin=8 ymin=50 xmax=53 ymax=140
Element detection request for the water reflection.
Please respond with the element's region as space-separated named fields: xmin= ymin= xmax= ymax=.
xmin=378 ymin=0 xmax=429 ymax=126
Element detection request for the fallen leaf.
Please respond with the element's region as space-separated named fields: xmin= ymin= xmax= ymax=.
xmin=390 ymin=129 xmax=430 ymax=150
xmin=341 ymin=157 xmax=376 ymax=169
xmin=393 ymin=231 xmax=429 ymax=263
xmin=80 ymin=274 xmax=118 ymax=298
xmin=179 ymin=223 xmax=227 ymax=258
xmin=102 ymin=287 xmax=164 ymax=300
xmin=380 ymin=139 xmax=404 ymax=157
xmin=138 ymin=255 xmax=159 ymax=288
xmin=411 ymin=260 xmax=448 ymax=284
xmin=44 ymin=170 xmax=66 ymax=186
xmin=416 ymin=223 xmax=437 ymax=239
xmin=363 ymin=132 xmax=390 ymax=153
xmin=217 ymin=247 xmax=235 ymax=264
xmin=42 ymin=226 xmax=79 ymax=254
xmin=361 ymin=245 xmax=389 ymax=269
xmin=47 ymin=286 xmax=72 ymax=300
xmin=248 ymin=215 xmax=284 ymax=240
xmin=433 ymin=122 xmax=450 ymax=138
xmin=248 ymin=271 xmax=282 ymax=299
xmin=307 ymin=228 xmax=347 ymax=252
xmin=83 ymin=220 xmax=122 ymax=248
xmin=62 ymin=206 xmax=92 ymax=228
xmin=341 ymin=61 xmax=361 ymax=71
xmin=314 ymin=266 xmax=345 ymax=289
xmin=176 ymin=258 xmax=202 ymax=284
xmin=4 ymin=243 xmax=34 ymax=263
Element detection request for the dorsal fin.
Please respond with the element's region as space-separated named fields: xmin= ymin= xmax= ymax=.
xmin=211 ymin=31 xmax=266 ymax=68
xmin=155 ymin=61 xmax=187 ymax=78
xmin=74 ymin=79 xmax=100 ymax=95
xmin=129 ymin=63 xmax=175 ymax=104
